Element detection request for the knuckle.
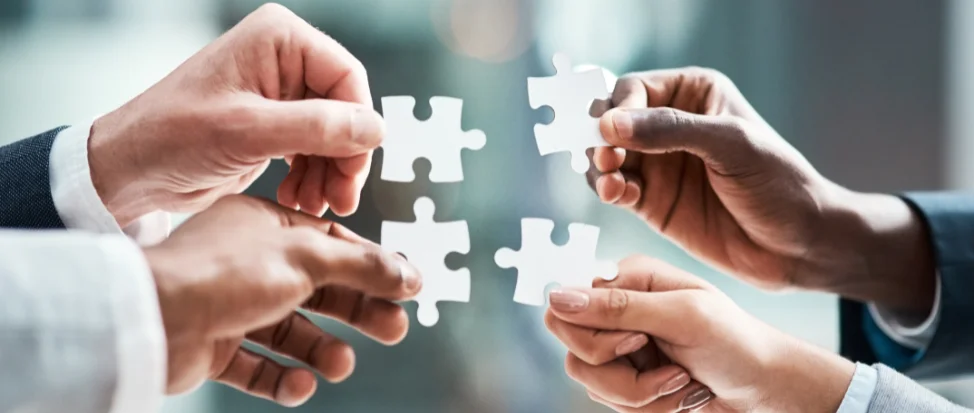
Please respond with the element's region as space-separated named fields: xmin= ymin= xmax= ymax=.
xmin=650 ymin=107 xmax=687 ymax=132
xmin=637 ymin=255 xmax=665 ymax=269
xmin=248 ymin=3 xmax=297 ymax=39
xmin=347 ymin=291 xmax=368 ymax=326
xmin=360 ymin=244 xmax=395 ymax=277
xmin=289 ymin=226 xmax=325 ymax=246
xmin=305 ymin=113 xmax=331 ymax=137
xmin=615 ymin=74 xmax=643 ymax=90
xmin=348 ymin=60 xmax=369 ymax=82
xmin=564 ymin=355 xmax=582 ymax=381
xmin=719 ymin=116 xmax=760 ymax=155
xmin=213 ymin=103 xmax=262 ymax=132
xmin=687 ymin=66 xmax=728 ymax=83
xmin=680 ymin=291 xmax=712 ymax=321
xmin=601 ymin=288 xmax=630 ymax=318
xmin=211 ymin=194 xmax=247 ymax=209
xmin=270 ymin=314 xmax=296 ymax=349
xmin=255 ymin=2 xmax=294 ymax=20
xmin=612 ymin=75 xmax=644 ymax=103
xmin=723 ymin=115 xmax=751 ymax=140
xmin=575 ymin=338 xmax=603 ymax=364
xmin=246 ymin=258 xmax=292 ymax=289
xmin=543 ymin=312 xmax=557 ymax=331
xmin=620 ymin=388 xmax=650 ymax=407
xmin=286 ymin=228 xmax=327 ymax=262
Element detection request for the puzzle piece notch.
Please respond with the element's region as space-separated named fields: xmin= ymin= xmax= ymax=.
xmin=381 ymin=197 xmax=471 ymax=326
xmin=495 ymin=218 xmax=617 ymax=306
xmin=380 ymin=96 xmax=486 ymax=183
xmin=528 ymin=53 xmax=613 ymax=173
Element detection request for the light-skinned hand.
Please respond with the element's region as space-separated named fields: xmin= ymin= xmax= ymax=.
xmin=545 ymin=255 xmax=855 ymax=413
xmin=89 ymin=3 xmax=379 ymax=224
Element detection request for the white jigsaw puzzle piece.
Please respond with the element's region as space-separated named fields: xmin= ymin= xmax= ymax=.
xmin=380 ymin=96 xmax=487 ymax=183
xmin=495 ymin=218 xmax=617 ymax=306
xmin=381 ymin=197 xmax=471 ymax=326
xmin=528 ymin=53 xmax=612 ymax=173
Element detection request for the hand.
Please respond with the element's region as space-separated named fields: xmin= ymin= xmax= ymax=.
xmin=142 ymin=195 xmax=422 ymax=407
xmin=545 ymin=256 xmax=855 ymax=413
xmin=590 ymin=67 xmax=935 ymax=311
xmin=89 ymin=4 xmax=380 ymax=225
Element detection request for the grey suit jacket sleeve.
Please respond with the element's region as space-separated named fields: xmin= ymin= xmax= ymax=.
xmin=0 ymin=127 xmax=68 ymax=229
xmin=869 ymin=364 xmax=969 ymax=412
xmin=841 ymin=192 xmax=974 ymax=379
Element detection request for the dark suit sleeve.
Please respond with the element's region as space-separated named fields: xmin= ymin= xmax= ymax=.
xmin=0 ymin=127 xmax=68 ymax=229
xmin=840 ymin=192 xmax=974 ymax=380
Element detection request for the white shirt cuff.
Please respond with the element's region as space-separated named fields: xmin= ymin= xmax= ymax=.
xmin=867 ymin=274 xmax=942 ymax=350
xmin=50 ymin=120 xmax=171 ymax=245
xmin=102 ymin=236 xmax=168 ymax=413
xmin=836 ymin=363 xmax=878 ymax=413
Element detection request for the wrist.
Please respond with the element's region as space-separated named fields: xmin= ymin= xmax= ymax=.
xmin=143 ymin=244 xmax=209 ymax=394
xmin=143 ymin=245 xmax=205 ymax=341
xmin=89 ymin=110 xmax=160 ymax=227
xmin=796 ymin=185 xmax=936 ymax=311
xmin=762 ymin=336 xmax=856 ymax=413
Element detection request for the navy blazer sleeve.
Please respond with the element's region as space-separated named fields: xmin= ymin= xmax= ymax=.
xmin=841 ymin=192 xmax=974 ymax=380
xmin=0 ymin=127 xmax=68 ymax=229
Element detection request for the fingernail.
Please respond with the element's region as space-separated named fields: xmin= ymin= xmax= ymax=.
xmin=611 ymin=110 xmax=633 ymax=140
xmin=352 ymin=109 xmax=384 ymax=146
xmin=614 ymin=333 xmax=649 ymax=356
xmin=679 ymin=388 xmax=714 ymax=410
xmin=397 ymin=257 xmax=422 ymax=291
xmin=659 ymin=372 xmax=691 ymax=395
xmin=548 ymin=289 xmax=589 ymax=312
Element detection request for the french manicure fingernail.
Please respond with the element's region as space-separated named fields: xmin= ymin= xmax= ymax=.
xmin=680 ymin=388 xmax=714 ymax=410
xmin=659 ymin=372 xmax=691 ymax=395
xmin=614 ymin=333 xmax=649 ymax=356
xmin=611 ymin=110 xmax=633 ymax=140
xmin=548 ymin=289 xmax=590 ymax=312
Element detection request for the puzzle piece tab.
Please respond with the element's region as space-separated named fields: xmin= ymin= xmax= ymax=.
xmin=381 ymin=197 xmax=471 ymax=326
xmin=380 ymin=96 xmax=487 ymax=182
xmin=495 ymin=218 xmax=617 ymax=306
xmin=528 ymin=53 xmax=612 ymax=173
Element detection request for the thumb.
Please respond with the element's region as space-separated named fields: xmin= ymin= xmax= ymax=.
xmin=246 ymin=99 xmax=385 ymax=158
xmin=600 ymin=107 xmax=748 ymax=172
xmin=548 ymin=287 xmax=698 ymax=344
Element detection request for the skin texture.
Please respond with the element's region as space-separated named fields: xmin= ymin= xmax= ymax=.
xmin=588 ymin=67 xmax=935 ymax=312
xmin=546 ymin=256 xmax=856 ymax=413
xmin=89 ymin=3 xmax=380 ymax=225
xmin=143 ymin=195 xmax=423 ymax=407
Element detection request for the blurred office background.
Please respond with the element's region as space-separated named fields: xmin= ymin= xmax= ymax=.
xmin=2 ymin=0 xmax=974 ymax=411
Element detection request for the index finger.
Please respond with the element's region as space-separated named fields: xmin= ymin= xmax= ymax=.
xmin=595 ymin=255 xmax=714 ymax=293
xmin=292 ymin=230 xmax=422 ymax=301
xmin=614 ymin=68 xmax=714 ymax=109
xmin=275 ymin=207 xmax=421 ymax=300
xmin=611 ymin=75 xmax=649 ymax=109
xmin=547 ymin=287 xmax=694 ymax=342
xmin=295 ymin=20 xmax=372 ymax=105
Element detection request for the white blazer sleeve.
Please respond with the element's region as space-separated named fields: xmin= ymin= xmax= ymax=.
xmin=0 ymin=231 xmax=166 ymax=413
